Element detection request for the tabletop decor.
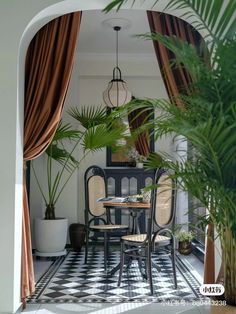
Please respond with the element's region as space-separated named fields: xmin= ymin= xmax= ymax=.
xmin=177 ymin=231 xmax=194 ymax=255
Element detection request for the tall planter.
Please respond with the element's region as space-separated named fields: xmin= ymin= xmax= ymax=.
xmin=223 ymin=230 xmax=236 ymax=305
xmin=34 ymin=217 xmax=68 ymax=256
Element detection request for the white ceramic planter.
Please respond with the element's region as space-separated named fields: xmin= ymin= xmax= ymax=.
xmin=136 ymin=162 xmax=143 ymax=169
xmin=34 ymin=218 xmax=68 ymax=256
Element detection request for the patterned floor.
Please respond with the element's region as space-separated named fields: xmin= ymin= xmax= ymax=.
xmin=28 ymin=248 xmax=204 ymax=304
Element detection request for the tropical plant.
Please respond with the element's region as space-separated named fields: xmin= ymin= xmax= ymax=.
xmin=32 ymin=106 xmax=125 ymax=220
xmin=105 ymin=0 xmax=236 ymax=304
xmin=177 ymin=230 xmax=194 ymax=243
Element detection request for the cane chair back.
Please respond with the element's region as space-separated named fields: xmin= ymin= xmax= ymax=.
xmin=85 ymin=165 xmax=107 ymax=218
xmin=155 ymin=173 xmax=174 ymax=228
xmin=88 ymin=175 xmax=106 ymax=217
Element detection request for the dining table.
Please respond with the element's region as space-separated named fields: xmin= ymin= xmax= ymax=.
xmin=102 ymin=200 xmax=150 ymax=234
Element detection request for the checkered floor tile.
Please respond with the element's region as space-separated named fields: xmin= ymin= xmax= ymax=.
xmin=28 ymin=248 xmax=204 ymax=303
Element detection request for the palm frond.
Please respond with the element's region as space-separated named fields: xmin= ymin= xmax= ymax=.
xmin=52 ymin=122 xmax=81 ymax=142
xmin=137 ymin=32 xmax=205 ymax=83
xmin=82 ymin=124 xmax=126 ymax=152
xmin=103 ymin=0 xmax=131 ymax=12
xmin=104 ymin=0 xmax=236 ymax=46
xmin=67 ymin=106 xmax=108 ymax=129
xmin=45 ymin=144 xmax=78 ymax=173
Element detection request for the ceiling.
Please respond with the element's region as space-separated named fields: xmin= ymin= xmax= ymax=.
xmin=78 ymin=10 xmax=156 ymax=56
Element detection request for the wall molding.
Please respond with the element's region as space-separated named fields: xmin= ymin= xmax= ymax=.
xmin=76 ymin=52 xmax=157 ymax=63
xmin=78 ymin=74 xmax=162 ymax=80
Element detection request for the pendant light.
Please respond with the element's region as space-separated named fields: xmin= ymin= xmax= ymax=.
xmin=103 ymin=26 xmax=132 ymax=108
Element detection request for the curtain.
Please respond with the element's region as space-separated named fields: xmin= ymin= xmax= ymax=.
xmin=21 ymin=12 xmax=82 ymax=305
xmin=147 ymin=12 xmax=215 ymax=284
xmin=147 ymin=11 xmax=202 ymax=106
xmin=128 ymin=107 xmax=150 ymax=157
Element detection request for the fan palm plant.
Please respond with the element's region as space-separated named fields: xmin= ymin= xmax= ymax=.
xmin=105 ymin=0 xmax=236 ymax=304
xmin=32 ymin=105 xmax=125 ymax=220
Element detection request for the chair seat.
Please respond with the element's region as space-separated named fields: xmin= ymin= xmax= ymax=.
xmin=90 ymin=224 xmax=128 ymax=231
xmin=122 ymin=233 xmax=170 ymax=244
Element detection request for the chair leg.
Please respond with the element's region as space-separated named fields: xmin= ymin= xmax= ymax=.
xmin=137 ymin=248 xmax=146 ymax=279
xmin=104 ymin=232 xmax=107 ymax=271
xmin=171 ymin=246 xmax=177 ymax=289
xmin=118 ymin=241 xmax=125 ymax=287
xmin=84 ymin=229 xmax=89 ymax=264
xmin=147 ymin=244 xmax=153 ymax=295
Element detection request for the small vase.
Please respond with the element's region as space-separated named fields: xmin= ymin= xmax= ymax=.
xmin=136 ymin=162 xmax=143 ymax=169
xmin=178 ymin=241 xmax=192 ymax=255
xmin=142 ymin=191 xmax=151 ymax=203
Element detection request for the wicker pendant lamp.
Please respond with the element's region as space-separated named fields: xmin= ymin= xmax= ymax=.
xmin=103 ymin=26 xmax=132 ymax=107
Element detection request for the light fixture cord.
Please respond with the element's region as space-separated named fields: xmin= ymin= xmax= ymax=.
xmin=114 ymin=26 xmax=121 ymax=70
xmin=116 ymin=27 xmax=119 ymax=69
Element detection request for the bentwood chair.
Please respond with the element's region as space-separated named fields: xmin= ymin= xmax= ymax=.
xmin=118 ymin=169 xmax=177 ymax=294
xmin=84 ymin=165 xmax=128 ymax=271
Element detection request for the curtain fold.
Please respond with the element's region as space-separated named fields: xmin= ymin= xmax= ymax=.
xmin=147 ymin=11 xmax=215 ymax=284
xmin=21 ymin=12 xmax=82 ymax=305
xmin=128 ymin=108 xmax=150 ymax=157
xmin=147 ymin=11 xmax=201 ymax=105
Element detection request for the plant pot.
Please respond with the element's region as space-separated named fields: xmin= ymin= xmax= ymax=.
xmin=34 ymin=217 xmax=68 ymax=256
xmin=178 ymin=240 xmax=192 ymax=255
xmin=136 ymin=162 xmax=143 ymax=169
xmin=69 ymin=223 xmax=86 ymax=252
xmin=128 ymin=161 xmax=136 ymax=167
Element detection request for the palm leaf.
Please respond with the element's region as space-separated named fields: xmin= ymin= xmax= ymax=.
xmin=82 ymin=124 xmax=126 ymax=152
xmin=104 ymin=0 xmax=236 ymax=46
xmin=45 ymin=144 xmax=78 ymax=173
xmin=52 ymin=122 xmax=81 ymax=142
xmin=67 ymin=106 xmax=108 ymax=129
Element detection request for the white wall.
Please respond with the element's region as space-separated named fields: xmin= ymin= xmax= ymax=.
xmin=0 ymin=1 xmax=62 ymax=313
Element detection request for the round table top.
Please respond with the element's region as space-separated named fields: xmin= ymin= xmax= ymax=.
xmin=102 ymin=201 xmax=150 ymax=209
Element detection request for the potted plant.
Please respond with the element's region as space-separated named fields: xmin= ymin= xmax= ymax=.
xmin=32 ymin=106 xmax=124 ymax=256
xmin=127 ymin=147 xmax=146 ymax=168
xmin=105 ymin=0 xmax=236 ymax=305
xmin=177 ymin=231 xmax=194 ymax=255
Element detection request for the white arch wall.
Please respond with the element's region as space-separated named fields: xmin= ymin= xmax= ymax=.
xmin=0 ymin=1 xmax=206 ymax=313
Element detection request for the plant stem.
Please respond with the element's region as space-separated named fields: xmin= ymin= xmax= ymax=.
xmin=54 ymin=150 xmax=90 ymax=204
xmin=47 ymin=154 xmax=52 ymax=205
xmin=51 ymin=133 xmax=83 ymax=205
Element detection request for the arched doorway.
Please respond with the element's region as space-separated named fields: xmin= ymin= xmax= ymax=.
xmin=0 ymin=1 xmax=207 ymax=312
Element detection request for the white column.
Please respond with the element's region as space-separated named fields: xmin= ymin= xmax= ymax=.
xmin=173 ymin=135 xmax=189 ymax=230
xmin=0 ymin=42 xmax=23 ymax=314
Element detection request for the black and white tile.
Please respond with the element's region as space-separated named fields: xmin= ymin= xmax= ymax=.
xmin=28 ymin=249 xmax=204 ymax=304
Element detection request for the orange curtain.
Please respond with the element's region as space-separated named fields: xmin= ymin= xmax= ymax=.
xmin=147 ymin=11 xmax=215 ymax=283
xmin=21 ymin=12 xmax=82 ymax=305
xmin=128 ymin=108 xmax=150 ymax=157
xmin=147 ymin=11 xmax=202 ymax=106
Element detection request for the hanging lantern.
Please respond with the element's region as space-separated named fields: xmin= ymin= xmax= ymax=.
xmin=103 ymin=26 xmax=132 ymax=107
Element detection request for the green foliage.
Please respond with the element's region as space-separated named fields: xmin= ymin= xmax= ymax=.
xmin=32 ymin=106 xmax=125 ymax=219
xmin=177 ymin=230 xmax=194 ymax=242
xmin=104 ymin=0 xmax=236 ymax=243
xmin=67 ymin=105 xmax=108 ymax=129
xmin=104 ymin=0 xmax=236 ymax=46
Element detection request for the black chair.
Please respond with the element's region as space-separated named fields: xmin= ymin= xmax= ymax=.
xmin=118 ymin=168 xmax=177 ymax=294
xmin=84 ymin=165 xmax=128 ymax=271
